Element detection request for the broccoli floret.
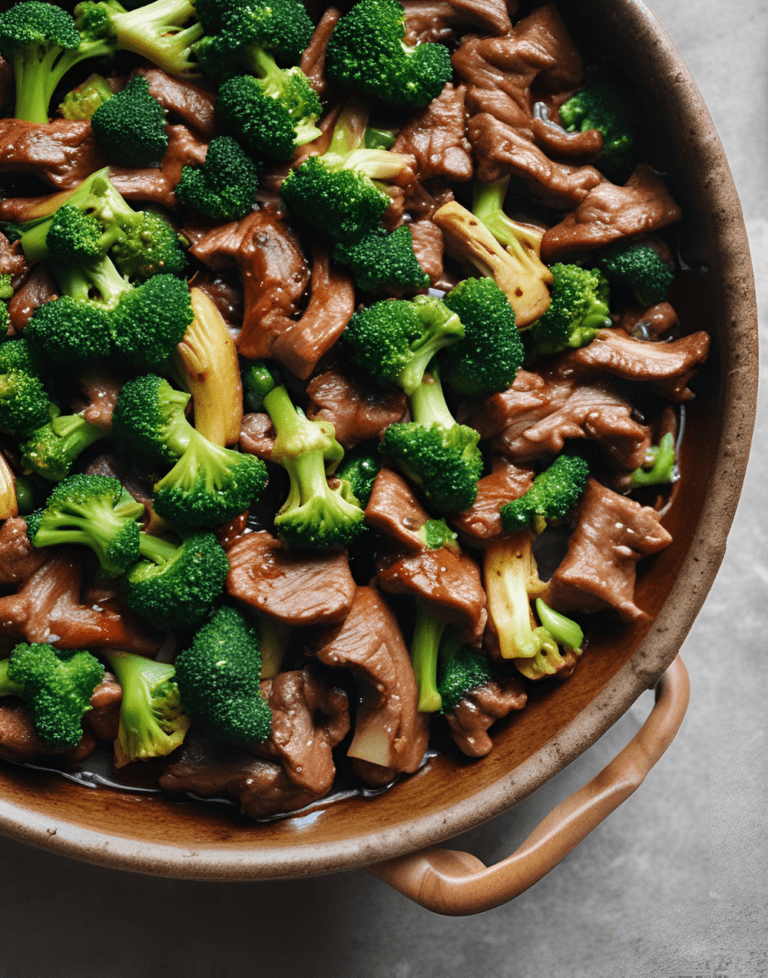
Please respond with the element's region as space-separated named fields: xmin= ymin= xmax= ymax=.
xmin=559 ymin=71 xmax=636 ymax=170
xmin=175 ymin=135 xmax=259 ymax=220
xmin=20 ymin=411 xmax=109 ymax=482
xmin=102 ymin=650 xmax=191 ymax=767
xmin=281 ymin=98 xmax=416 ymax=242
xmin=0 ymin=366 xmax=51 ymax=438
xmin=113 ymin=374 xmax=267 ymax=528
xmin=334 ymin=448 xmax=380 ymax=508
xmin=109 ymin=210 xmax=187 ymax=282
xmin=195 ymin=0 xmax=314 ymax=67
xmin=484 ymin=533 xmax=583 ymax=677
xmin=596 ymin=240 xmax=675 ymax=306
xmin=124 ymin=529 xmax=230 ymax=631
xmin=58 ymin=71 xmax=113 ymax=120
xmin=0 ymin=1 xmax=114 ymax=123
xmin=325 ymin=0 xmax=452 ymax=108
xmin=524 ymin=263 xmax=611 ymax=361
xmin=174 ymin=604 xmax=271 ymax=746
xmin=246 ymin=362 xmax=365 ymax=550
xmin=627 ymin=431 xmax=677 ymax=489
xmin=440 ymin=276 xmax=525 ymax=395
xmin=74 ymin=0 xmax=204 ymax=78
xmin=90 ymin=73 xmax=168 ymax=166
xmin=26 ymin=472 xmax=145 ymax=577
xmin=433 ymin=180 xmax=554 ymax=329
xmin=111 ymin=273 xmax=194 ymax=369
xmin=333 ymin=225 xmax=430 ymax=294
xmin=342 ymin=293 xmax=464 ymax=395
xmin=437 ymin=642 xmax=493 ymax=714
xmin=0 ymin=273 xmax=12 ymax=301
xmin=0 ymin=642 xmax=104 ymax=751
xmin=418 ymin=517 xmax=458 ymax=552
xmin=380 ymin=365 xmax=483 ymax=513
xmin=500 ymin=454 xmax=590 ymax=533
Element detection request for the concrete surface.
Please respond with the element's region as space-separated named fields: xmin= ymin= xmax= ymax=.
xmin=0 ymin=1 xmax=765 ymax=975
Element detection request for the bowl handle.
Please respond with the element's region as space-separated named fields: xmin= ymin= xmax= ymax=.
xmin=369 ymin=654 xmax=690 ymax=916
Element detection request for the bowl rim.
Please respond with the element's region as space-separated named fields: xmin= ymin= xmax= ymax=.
xmin=0 ymin=0 xmax=759 ymax=880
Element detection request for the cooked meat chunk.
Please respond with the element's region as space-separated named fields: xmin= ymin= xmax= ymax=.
xmin=0 ymin=517 xmax=49 ymax=586
xmin=450 ymin=456 xmax=535 ymax=545
xmin=0 ymin=553 xmax=163 ymax=654
xmin=392 ymin=84 xmax=474 ymax=183
xmin=7 ymin=263 xmax=58 ymax=332
xmin=619 ymin=301 xmax=679 ymax=340
xmin=188 ymin=272 xmax=243 ymax=332
xmin=364 ymin=467 xmax=433 ymax=552
xmin=109 ymin=125 xmax=208 ymax=208
xmin=239 ymin=412 xmax=276 ymax=462
xmin=445 ymin=673 xmax=527 ymax=757
xmin=0 ymin=699 xmax=95 ymax=764
xmin=0 ymin=118 xmax=105 ymax=189
xmin=83 ymin=675 xmax=122 ymax=741
xmin=554 ymin=328 xmax=711 ymax=402
xmin=377 ymin=546 xmax=487 ymax=645
xmin=0 ymin=230 xmax=27 ymax=280
xmin=136 ymin=68 xmax=216 ymax=139
xmin=305 ymin=366 xmax=408 ymax=450
xmin=407 ymin=218 xmax=444 ymax=284
xmin=300 ymin=6 xmax=342 ymax=98
xmin=460 ymin=368 xmax=651 ymax=471
xmin=530 ymin=113 xmax=604 ymax=164
xmin=549 ymin=478 xmax=673 ymax=622
xmin=270 ymin=245 xmax=356 ymax=379
xmin=71 ymin=368 xmax=122 ymax=429
xmin=541 ymin=165 xmax=683 ymax=261
xmin=313 ymin=586 xmax=429 ymax=787
xmin=403 ymin=0 xmax=514 ymax=45
xmin=226 ymin=530 xmax=357 ymax=627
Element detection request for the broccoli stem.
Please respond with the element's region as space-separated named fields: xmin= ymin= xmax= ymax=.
xmin=472 ymin=178 xmax=552 ymax=272
xmin=12 ymin=39 xmax=109 ymax=124
xmin=535 ymin=598 xmax=583 ymax=651
xmin=324 ymin=97 xmax=413 ymax=180
xmin=407 ymin=366 xmax=456 ymax=430
xmin=111 ymin=0 xmax=204 ymax=75
xmin=483 ymin=533 xmax=552 ymax=660
xmin=263 ymin=382 xmax=340 ymax=465
xmin=629 ymin=431 xmax=676 ymax=488
xmin=0 ymin=657 xmax=23 ymax=697
xmin=258 ymin=616 xmax=290 ymax=680
xmin=136 ymin=531 xmax=180 ymax=565
xmin=410 ymin=605 xmax=446 ymax=713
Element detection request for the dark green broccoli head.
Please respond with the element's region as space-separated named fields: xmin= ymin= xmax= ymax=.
xmin=45 ymin=205 xmax=105 ymax=263
xmin=110 ymin=273 xmax=194 ymax=370
xmin=342 ymin=294 xmax=464 ymax=394
xmin=380 ymin=421 xmax=482 ymax=513
xmin=175 ymin=135 xmax=260 ymax=220
xmin=152 ymin=429 xmax=269 ymax=529
xmin=91 ymin=74 xmax=168 ymax=166
xmin=0 ymin=642 xmax=104 ymax=751
xmin=112 ymin=373 xmax=192 ymax=469
xmin=110 ymin=210 xmax=188 ymax=281
xmin=335 ymin=449 xmax=380 ymax=508
xmin=441 ymin=276 xmax=524 ymax=395
xmin=333 ymin=225 xmax=430 ymax=294
xmin=0 ymin=336 xmax=45 ymax=377
xmin=596 ymin=241 xmax=675 ymax=307
xmin=25 ymin=296 xmax=114 ymax=366
xmin=175 ymin=604 xmax=271 ymax=747
xmin=0 ymin=368 xmax=52 ymax=437
xmin=0 ymin=1 xmax=81 ymax=52
xmin=213 ymin=0 xmax=314 ymax=64
xmin=325 ymin=0 xmax=452 ymax=108
xmin=525 ymin=263 xmax=611 ymax=361
xmin=126 ymin=530 xmax=231 ymax=631
xmin=438 ymin=646 xmax=493 ymax=714
xmin=559 ymin=72 xmax=636 ymax=170
xmin=274 ymin=464 xmax=366 ymax=549
xmin=500 ymin=454 xmax=590 ymax=532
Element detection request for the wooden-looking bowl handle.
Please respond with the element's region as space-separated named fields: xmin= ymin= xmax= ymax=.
xmin=369 ymin=655 xmax=690 ymax=916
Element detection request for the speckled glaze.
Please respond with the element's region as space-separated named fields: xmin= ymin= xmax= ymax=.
xmin=0 ymin=0 xmax=758 ymax=881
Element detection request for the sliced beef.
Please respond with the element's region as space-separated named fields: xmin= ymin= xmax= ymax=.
xmin=553 ymin=327 xmax=711 ymax=402
xmin=541 ymin=165 xmax=683 ymax=261
xmin=313 ymin=586 xmax=429 ymax=787
xmin=0 ymin=118 xmax=105 ymax=189
xmin=445 ymin=673 xmax=527 ymax=757
xmin=449 ymin=456 xmax=535 ymax=545
xmin=0 ymin=516 xmax=49 ymax=586
xmin=618 ymin=301 xmax=679 ymax=340
xmin=0 ymin=231 xmax=27 ymax=280
xmin=407 ymin=219 xmax=444 ymax=284
xmin=403 ymin=0 xmax=514 ymax=45
xmin=269 ymin=245 xmax=356 ymax=379
xmin=305 ymin=366 xmax=408 ymax=450
xmin=392 ymin=84 xmax=474 ymax=183
xmin=549 ymin=478 xmax=673 ymax=622
xmin=239 ymin=412 xmax=276 ymax=462
xmin=0 ymin=700 xmax=95 ymax=764
xmin=530 ymin=113 xmax=604 ymax=164
xmin=460 ymin=368 xmax=652 ymax=471
xmin=83 ymin=675 xmax=122 ymax=741
xmin=226 ymin=530 xmax=357 ymax=627
xmin=188 ymin=271 xmax=244 ymax=332
xmin=71 ymin=367 xmax=122 ymax=429
xmin=7 ymin=263 xmax=58 ymax=332
xmin=364 ymin=467 xmax=432 ymax=552
xmin=109 ymin=125 xmax=208 ymax=208
xmin=377 ymin=546 xmax=487 ymax=645
xmin=136 ymin=68 xmax=216 ymax=139
xmin=300 ymin=7 xmax=342 ymax=98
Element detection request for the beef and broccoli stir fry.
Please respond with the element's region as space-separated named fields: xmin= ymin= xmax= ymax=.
xmin=0 ymin=0 xmax=709 ymax=820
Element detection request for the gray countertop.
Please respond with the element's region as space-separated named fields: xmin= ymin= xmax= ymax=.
xmin=1 ymin=2 xmax=766 ymax=975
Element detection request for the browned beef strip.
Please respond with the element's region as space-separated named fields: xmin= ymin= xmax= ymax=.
xmin=0 ymin=552 xmax=163 ymax=654
xmin=300 ymin=6 xmax=342 ymax=98
xmin=445 ymin=673 xmax=527 ymax=757
xmin=541 ymin=165 xmax=683 ymax=261
xmin=618 ymin=301 xmax=679 ymax=340
xmin=313 ymin=586 xmax=429 ymax=787
xmin=0 ymin=700 xmax=96 ymax=764
xmin=377 ymin=546 xmax=487 ymax=645
xmin=530 ymin=115 xmax=604 ymax=164
xmin=0 ymin=231 xmax=27 ymax=280
xmin=403 ymin=0 xmax=514 ymax=45
xmin=392 ymin=84 xmax=474 ymax=183
xmin=109 ymin=125 xmax=208 ymax=208
xmin=407 ymin=219 xmax=444 ymax=284
xmin=549 ymin=478 xmax=673 ymax=622
xmin=305 ymin=366 xmax=408 ymax=450
xmin=403 ymin=179 xmax=455 ymax=222
xmin=269 ymin=245 xmax=356 ymax=380
xmin=226 ymin=530 xmax=357 ymax=627
xmin=7 ymin=263 xmax=58 ymax=332
xmin=0 ymin=118 xmax=106 ymax=189
xmin=136 ymin=68 xmax=216 ymax=139
xmin=364 ymin=467 xmax=433 ymax=552
xmin=553 ymin=328 xmax=711 ymax=402
xmin=460 ymin=368 xmax=651 ymax=471
xmin=0 ymin=517 xmax=49 ymax=586
xmin=467 ymin=112 xmax=603 ymax=207
xmin=188 ymin=272 xmax=243 ymax=332
xmin=83 ymin=675 xmax=122 ymax=741
xmin=71 ymin=367 xmax=122 ymax=429
xmin=239 ymin=412 xmax=276 ymax=462
xmin=251 ymin=668 xmax=349 ymax=794
xmin=449 ymin=456 xmax=535 ymax=546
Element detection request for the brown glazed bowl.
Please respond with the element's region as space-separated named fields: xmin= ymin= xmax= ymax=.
xmin=0 ymin=0 xmax=758 ymax=903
